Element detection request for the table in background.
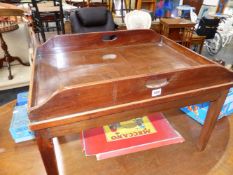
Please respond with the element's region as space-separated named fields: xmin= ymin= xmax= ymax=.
xmin=0 ymin=3 xmax=29 ymax=80
xmin=160 ymin=18 xmax=196 ymax=42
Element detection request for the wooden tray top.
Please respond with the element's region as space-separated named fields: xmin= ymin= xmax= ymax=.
xmin=29 ymin=30 xmax=233 ymax=122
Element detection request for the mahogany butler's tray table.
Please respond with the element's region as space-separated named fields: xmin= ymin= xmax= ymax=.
xmin=28 ymin=30 xmax=233 ymax=175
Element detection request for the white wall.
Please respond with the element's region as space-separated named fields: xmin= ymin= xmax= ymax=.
xmin=0 ymin=23 xmax=30 ymax=64
xmin=203 ymin=0 xmax=219 ymax=6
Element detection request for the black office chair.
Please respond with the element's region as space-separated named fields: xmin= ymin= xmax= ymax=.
xmin=70 ymin=7 xmax=116 ymax=34
xmin=31 ymin=0 xmax=65 ymax=42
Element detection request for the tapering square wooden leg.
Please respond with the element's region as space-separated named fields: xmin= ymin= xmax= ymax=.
xmin=197 ymin=90 xmax=229 ymax=151
xmin=36 ymin=130 xmax=59 ymax=175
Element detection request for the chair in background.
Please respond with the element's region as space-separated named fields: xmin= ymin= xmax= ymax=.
xmin=66 ymin=0 xmax=108 ymax=8
xmin=190 ymin=34 xmax=206 ymax=54
xmin=70 ymin=7 xmax=116 ymax=33
xmin=181 ymin=26 xmax=206 ymax=54
xmin=181 ymin=26 xmax=195 ymax=48
xmin=88 ymin=0 xmax=108 ymax=7
xmin=124 ymin=10 xmax=151 ymax=30
xmin=136 ymin=0 xmax=155 ymax=12
xmin=66 ymin=0 xmax=88 ymax=7
xmin=31 ymin=0 xmax=65 ymax=42
xmin=181 ymin=16 xmax=221 ymax=54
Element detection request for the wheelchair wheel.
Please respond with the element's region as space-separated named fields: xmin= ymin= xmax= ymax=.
xmin=206 ymin=32 xmax=222 ymax=56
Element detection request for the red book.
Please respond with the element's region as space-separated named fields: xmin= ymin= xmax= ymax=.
xmin=81 ymin=113 xmax=184 ymax=160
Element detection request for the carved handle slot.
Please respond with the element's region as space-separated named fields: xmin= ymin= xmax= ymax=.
xmin=145 ymin=78 xmax=168 ymax=89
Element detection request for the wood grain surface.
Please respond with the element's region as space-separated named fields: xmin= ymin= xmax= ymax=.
xmin=28 ymin=30 xmax=233 ymax=121
xmin=27 ymin=30 xmax=233 ymax=175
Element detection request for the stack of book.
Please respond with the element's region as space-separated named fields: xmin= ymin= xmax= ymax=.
xmin=81 ymin=113 xmax=184 ymax=160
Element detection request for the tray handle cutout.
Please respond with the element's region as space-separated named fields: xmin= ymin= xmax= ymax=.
xmin=145 ymin=78 xmax=168 ymax=89
xmin=102 ymin=35 xmax=118 ymax=41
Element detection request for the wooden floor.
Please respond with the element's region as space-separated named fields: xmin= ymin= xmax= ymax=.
xmin=0 ymin=101 xmax=233 ymax=175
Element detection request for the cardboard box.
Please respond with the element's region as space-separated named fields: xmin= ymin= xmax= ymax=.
xmin=180 ymin=88 xmax=233 ymax=125
xmin=9 ymin=105 xmax=35 ymax=143
xmin=16 ymin=92 xmax=28 ymax=106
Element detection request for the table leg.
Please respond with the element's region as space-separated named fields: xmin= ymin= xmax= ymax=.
xmin=0 ymin=33 xmax=30 ymax=80
xmin=197 ymin=90 xmax=228 ymax=151
xmin=0 ymin=33 xmax=13 ymax=80
xmin=199 ymin=39 xmax=205 ymax=54
xmin=36 ymin=130 xmax=59 ymax=175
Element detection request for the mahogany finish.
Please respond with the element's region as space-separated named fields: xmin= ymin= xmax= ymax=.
xmin=28 ymin=30 xmax=233 ymax=175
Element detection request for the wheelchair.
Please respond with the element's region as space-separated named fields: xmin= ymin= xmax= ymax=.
xmin=195 ymin=16 xmax=222 ymax=56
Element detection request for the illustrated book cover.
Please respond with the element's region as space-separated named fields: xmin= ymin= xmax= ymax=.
xmin=81 ymin=112 xmax=184 ymax=160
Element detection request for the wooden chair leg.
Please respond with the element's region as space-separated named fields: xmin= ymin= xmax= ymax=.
xmin=40 ymin=26 xmax=46 ymax=43
xmin=55 ymin=20 xmax=60 ymax=35
xmin=199 ymin=41 xmax=204 ymax=54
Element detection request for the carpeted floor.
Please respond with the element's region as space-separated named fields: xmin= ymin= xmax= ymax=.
xmin=201 ymin=37 xmax=233 ymax=65
xmin=0 ymin=86 xmax=29 ymax=106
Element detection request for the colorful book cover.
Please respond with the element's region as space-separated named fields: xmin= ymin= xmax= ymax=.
xmin=81 ymin=113 xmax=184 ymax=160
xmin=103 ymin=116 xmax=157 ymax=142
xmin=180 ymin=87 xmax=233 ymax=125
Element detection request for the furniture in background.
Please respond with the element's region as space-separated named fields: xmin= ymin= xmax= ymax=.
xmin=28 ymin=30 xmax=233 ymax=175
xmin=117 ymin=20 xmax=160 ymax=33
xmin=125 ymin=10 xmax=152 ymax=29
xmin=190 ymin=34 xmax=206 ymax=54
xmin=66 ymin=0 xmax=109 ymax=8
xmin=113 ymin=0 xmax=131 ymax=23
xmin=0 ymin=3 xmax=29 ymax=80
xmin=67 ymin=0 xmax=127 ymax=23
xmin=70 ymin=7 xmax=116 ymax=33
xmin=196 ymin=16 xmax=223 ymax=56
xmin=180 ymin=26 xmax=205 ymax=54
xmin=181 ymin=26 xmax=195 ymax=48
xmin=150 ymin=21 xmax=161 ymax=33
xmin=66 ymin=0 xmax=88 ymax=7
xmin=136 ymin=0 xmax=156 ymax=11
xmin=0 ymin=0 xmax=20 ymax=3
xmin=160 ymin=18 xmax=205 ymax=54
xmin=176 ymin=5 xmax=196 ymax=19
xmin=31 ymin=0 xmax=65 ymax=42
xmin=88 ymin=0 xmax=109 ymax=7
xmin=160 ymin=18 xmax=195 ymax=42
